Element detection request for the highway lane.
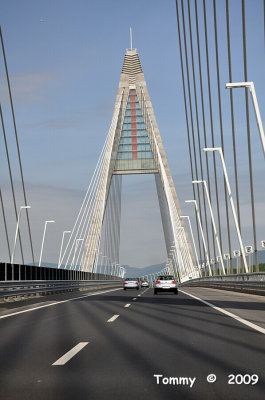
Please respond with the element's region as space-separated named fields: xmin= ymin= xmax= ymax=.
xmin=0 ymin=287 xmax=264 ymax=400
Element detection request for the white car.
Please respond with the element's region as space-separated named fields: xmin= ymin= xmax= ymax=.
xmin=123 ymin=278 xmax=140 ymax=290
xmin=140 ymin=281 xmax=149 ymax=288
xmin=154 ymin=275 xmax=178 ymax=295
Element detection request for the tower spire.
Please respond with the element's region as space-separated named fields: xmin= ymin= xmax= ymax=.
xmin=130 ymin=27 xmax=133 ymax=50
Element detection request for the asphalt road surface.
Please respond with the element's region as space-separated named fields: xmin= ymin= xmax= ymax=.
xmin=0 ymin=286 xmax=264 ymax=400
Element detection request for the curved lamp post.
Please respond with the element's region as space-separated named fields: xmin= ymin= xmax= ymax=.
xmin=39 ymin=220 xmax=55 ymax=267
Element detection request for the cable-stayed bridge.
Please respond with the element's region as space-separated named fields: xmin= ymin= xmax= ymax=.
xmin=0 ymin=1 xmax=265 ymax=399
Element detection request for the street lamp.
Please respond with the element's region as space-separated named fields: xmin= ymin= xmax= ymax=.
xmin=114 ymin=263 xmax=119 ymax=277
xmin=11 ymin=205 xmax=31 ymax=264
xmin=180 ymin=215 xmax=200 ymax=273
xmin=169 ymin=247 xmax=182 ymax=282
xmin=174 ymin=228 xmax=193 ymax=277
xmin=203 ymin=147 xmax=248 ymax=273
xmin=106 ymin=258 xmax=112 ymax=275
xmin=226 ymin=82 xmax=265 ymax=159
xmin=192 ymin=180 xmax=225 ymax=275
xmin=224 ymin=253 xmax=231 ymax=274
xmin=101 ymin=255 xmax=107 ymax=276
xmin=91 ymin=248 xmax=100 ymax=274
xmin=185 ymin=200 xmax=212 ymax=276
xmin=210 ymin=258 xmax=216 ymax=274
xmin=58 ymin=231 xmax=71 ymax=268
xmin=96 ymin=251 xmax=102 ymax=274
xmin=233 ymin=250 xmax=241 ymax=274
xmin=39 ymin=220 xmax=55 ymax=267
xmin=169 ymin=244 xmax=179 ymax=276
xmin=72 ymin=238 xmax=84 ymax=270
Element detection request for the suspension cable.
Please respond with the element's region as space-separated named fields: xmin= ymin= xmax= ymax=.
xmin=60 ymin=122 xmax=111 ymax=268
xmin=213 ymin=0 xmax=232 ymax=258
xmin=202 ymin=0 xmax=223 ymax=256
xmin=242 ymin=0 xmax=258 ymax=270
xmin=175 ymin=0 xmax=203 ymax=266
xmin=0 ymin=26 xmax=35 ymax=265
xmin=187 ymin=0 xmax=212 ymax=264
xmin=0 ymin=104 xmax=24 ymax=263
xmin=194 ymin=0 xmax=217 ymax=265
xmin=0 ymin=188 xmax=11 ymax=260
xmin=180 ymin=0 xmax=206 ymax=269
xmin=225 ymin=0 xmax=242 ymax=251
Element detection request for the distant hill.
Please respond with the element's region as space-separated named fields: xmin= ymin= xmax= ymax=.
xmin=30 ymin=249 xmax=265 ymax=275
xmin=27 ymin=261 xmax=166 ymax=275
xmin=230 ymin=249 xmax=265 ymax=267
xmin=123 ymin=263 xmax=166 ymax=278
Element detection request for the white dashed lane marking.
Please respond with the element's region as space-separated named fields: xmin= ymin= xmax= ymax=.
xmin=52 ymin=342 xmax=89 ymax=366
xmin=124 ymin=304 xmax=131 ymax=308
xmin=107 ymin=314 xmax=120 ymax=323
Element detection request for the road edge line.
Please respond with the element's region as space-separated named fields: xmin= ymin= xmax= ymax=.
xmin=0 ymin=288 xmax=122 ymax=320
xmin=179 ymin=289 xmax=265 ymax=335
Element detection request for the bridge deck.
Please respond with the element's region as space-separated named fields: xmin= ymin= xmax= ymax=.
xmin=0 ymin=287 xmax=264 ymax=399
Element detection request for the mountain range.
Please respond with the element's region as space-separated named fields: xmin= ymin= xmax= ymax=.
xmin=32 ymin=249 xmax=265 ymax=277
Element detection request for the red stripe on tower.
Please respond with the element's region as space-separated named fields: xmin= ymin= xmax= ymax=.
xmin=130 ymin=97 xmax=137 ymax=159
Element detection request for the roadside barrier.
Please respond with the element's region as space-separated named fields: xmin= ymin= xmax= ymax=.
xmin=180 ymin=272 xmax=265 ymax=296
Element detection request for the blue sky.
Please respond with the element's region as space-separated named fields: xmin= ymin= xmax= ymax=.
xmin=0 ymin=0 xmax=264 ymax=268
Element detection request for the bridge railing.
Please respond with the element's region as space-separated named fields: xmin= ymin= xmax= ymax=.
xmin=183 ymin=272 xmax=265 ymax=282
xmin=180 ymin=272 xmax=265 ymax=295
xmin=0 ymin=279 xmax=122 ymax=300
xmin=0 ymin=263 xmax=120 ymax=281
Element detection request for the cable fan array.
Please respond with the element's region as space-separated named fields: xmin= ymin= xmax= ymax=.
xmin=58 ymin=92 xmax=124 ymax=273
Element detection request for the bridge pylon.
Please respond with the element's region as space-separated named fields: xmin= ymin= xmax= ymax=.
xmin=75 ymin=48 xmax=198 ymax=282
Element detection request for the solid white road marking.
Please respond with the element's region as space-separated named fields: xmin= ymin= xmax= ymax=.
xmin=180 ymin=289 xmax=265 ymax=335
xmin=124 ymin=304 xmax=131 ymax=308
xmin=0 ymin=288 xmax=122 ymax=320
xmin=52 ymin=342 xmax=89 ymax=366
xmin=107 ymin=314 xmax=119 ymax=323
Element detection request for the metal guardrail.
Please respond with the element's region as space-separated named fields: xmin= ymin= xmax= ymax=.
xmin=183 ymin=272 xmax=265 ymax=282
xmin=0 ymin=280 xmax=122 ymax=300
xmin=180 ymin=272 xmax=265 ymax=295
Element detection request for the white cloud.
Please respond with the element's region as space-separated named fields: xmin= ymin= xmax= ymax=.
xmin=0 ymin=71 xmax=55 ymax=104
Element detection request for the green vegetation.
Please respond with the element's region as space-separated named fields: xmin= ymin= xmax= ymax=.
xmin=258 ymin=264 xmax=265 ymax=272
xmin=230 ymin=264 xmax=265 ymax=274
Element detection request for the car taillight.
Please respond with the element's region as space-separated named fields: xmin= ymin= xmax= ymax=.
xmin=172 ymin=280 xmax=177 ymax=284
xmin=155 ymin=280 xmax=160 ymax=284
xmin=124 ymin=282 xmax=128 ymax=284
xmin=135 ymin=282 xmax=138 ymax=284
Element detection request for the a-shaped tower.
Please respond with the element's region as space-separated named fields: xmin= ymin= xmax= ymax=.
xmin=61 ymin=47 xmax=199 ymax=282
